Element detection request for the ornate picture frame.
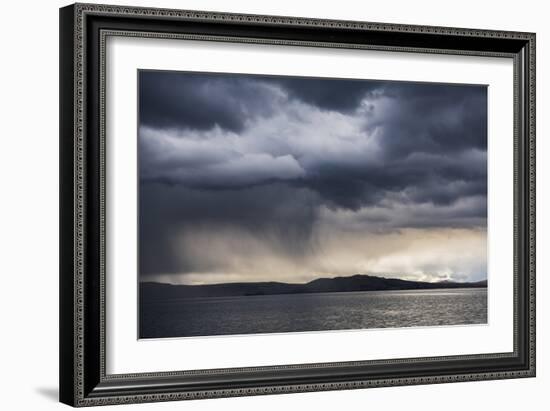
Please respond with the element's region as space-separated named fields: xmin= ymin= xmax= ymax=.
xmin=59 ymin=3 xmax=535 ymax=407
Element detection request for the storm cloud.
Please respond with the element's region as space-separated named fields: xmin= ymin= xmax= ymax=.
xmin=138 ymin=70 xmax=487 ymax=284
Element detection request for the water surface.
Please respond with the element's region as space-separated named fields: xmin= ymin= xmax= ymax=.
xmin=140 ymin=288 xmax=487 ymax=338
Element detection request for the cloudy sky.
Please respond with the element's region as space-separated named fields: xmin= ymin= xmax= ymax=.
xmin=138 ymin=70 xmax=487 ymax=285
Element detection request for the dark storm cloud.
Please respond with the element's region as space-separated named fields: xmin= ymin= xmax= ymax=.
xmin=366 ymin=82 xmax=488 ymax=157
xmin=275 ymin=77 xmax=379 ymax=112
xmin=138 ymin=71 xmax=488 ymax=280
xmin=139 ymin=71 xmax=487 ymax=211
xmin=139 ymin=71 xmax=283 ymax=132
xmin=139 ymin=182 xmax=319 ymax=276
xmin=351 ymin=195 xmax=487 ymax=230
xmin=296 ymin=146 xmax=487 ymax=210
xmin=139 ymin=71 xmax=379 ymax=133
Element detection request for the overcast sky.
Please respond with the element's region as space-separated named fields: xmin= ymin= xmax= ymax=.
xmin=138 ymin=70 xmax=487 ymax=285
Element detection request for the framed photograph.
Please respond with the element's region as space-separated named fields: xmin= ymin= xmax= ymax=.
xmin=59 ymin=3 xmax=536 ymax=407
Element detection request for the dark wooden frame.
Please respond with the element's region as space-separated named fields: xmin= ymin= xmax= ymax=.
xmin=60 ymin=3 xmax=536 ymax=407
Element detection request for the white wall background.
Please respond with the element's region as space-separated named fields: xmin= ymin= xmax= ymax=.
xmin=0 ymin=0 xmax=545 ymax=409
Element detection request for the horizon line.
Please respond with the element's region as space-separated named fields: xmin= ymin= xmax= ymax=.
xmin=139 ymin=273 xmax=488 ymax=287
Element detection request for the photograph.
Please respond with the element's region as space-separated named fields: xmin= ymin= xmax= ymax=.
xmin=57 ymin=2 xmax=536 ymax=407
xmin=138 ymin=70 xmax=489 ymax=339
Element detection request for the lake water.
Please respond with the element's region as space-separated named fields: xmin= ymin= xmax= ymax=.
xmin=139 ymin=288 xmax=487 ymax=338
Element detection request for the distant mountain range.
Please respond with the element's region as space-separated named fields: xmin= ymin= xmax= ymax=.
xmin=140 ymin=274 xmax=487 ymax=302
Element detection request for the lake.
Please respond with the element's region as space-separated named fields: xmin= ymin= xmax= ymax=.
xmin=139 ymin=288 xmax=487 ymax=338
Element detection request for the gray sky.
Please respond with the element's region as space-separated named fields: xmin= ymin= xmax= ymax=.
xmin=138 ymin=71 xmax=487 ymax=285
